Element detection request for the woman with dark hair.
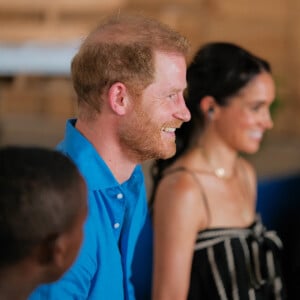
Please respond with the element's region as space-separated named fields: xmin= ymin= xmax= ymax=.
xmin=151 ymin=42 xmax=286 ymax=300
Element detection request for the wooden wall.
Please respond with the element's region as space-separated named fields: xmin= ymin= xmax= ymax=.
xmin=0 ymin=0 xmax=300 ymax=177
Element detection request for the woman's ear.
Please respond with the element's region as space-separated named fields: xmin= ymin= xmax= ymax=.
xmin=200 ymin=96 xmax=217 ymax=118
xmin=108 ymin=82 xmax=131 ymax=116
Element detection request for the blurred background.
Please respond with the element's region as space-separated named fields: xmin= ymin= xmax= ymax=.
xmin=0 ymin=0 xmax=300 ymax=185
xmin=2 ymin=2 xmax=299 ymax=296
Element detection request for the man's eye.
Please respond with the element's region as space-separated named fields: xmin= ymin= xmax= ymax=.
xmin=168 ymin=94 xmax=177 ymax=100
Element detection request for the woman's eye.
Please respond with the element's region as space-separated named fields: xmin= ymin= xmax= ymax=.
xmin=251 ymin=104 xmax=262 ymax=111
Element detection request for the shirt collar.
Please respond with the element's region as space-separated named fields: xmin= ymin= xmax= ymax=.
xmin=58 ymin=119 xmax=143 ymax=190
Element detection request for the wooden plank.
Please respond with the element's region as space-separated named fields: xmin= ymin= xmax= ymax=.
xmin=0 ymin=22 xmax=91 ymax=42
xmin=0 ymin=0 xmax=126 ymax=13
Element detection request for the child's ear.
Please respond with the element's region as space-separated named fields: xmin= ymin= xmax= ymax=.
xmin=30 ymin=234 xmax=67 ymax=282
xmin=35 ymin=234 xmax=59 ymax=265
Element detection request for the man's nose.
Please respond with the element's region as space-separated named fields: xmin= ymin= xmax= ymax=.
xmin=174 ymin=97 xmax=191 ymax=122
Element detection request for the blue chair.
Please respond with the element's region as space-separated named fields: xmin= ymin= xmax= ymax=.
xmin=257 ymin=172 xmax=300 ymax=299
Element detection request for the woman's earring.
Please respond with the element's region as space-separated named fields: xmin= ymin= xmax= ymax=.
xmin=207 ymin=107 xmax=214 ymax=119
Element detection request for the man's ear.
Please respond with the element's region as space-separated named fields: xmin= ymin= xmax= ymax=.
xmin=108 ymin=82 xmax=131 ymax=116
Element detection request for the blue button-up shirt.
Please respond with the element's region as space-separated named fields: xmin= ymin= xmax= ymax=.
xmin=29 ymin=119 xmax=153 ymax=300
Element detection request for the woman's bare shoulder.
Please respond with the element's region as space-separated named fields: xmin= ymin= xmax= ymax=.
xmin=154 ymin=166 xmax=209 ymax=228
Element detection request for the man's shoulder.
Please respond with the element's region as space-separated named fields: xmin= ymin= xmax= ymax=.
xmin=56 ymin=140 xmax=66 ymax=152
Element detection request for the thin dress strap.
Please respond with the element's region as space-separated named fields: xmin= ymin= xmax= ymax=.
xmin=163 ymin=166 xmax=211 ymax=227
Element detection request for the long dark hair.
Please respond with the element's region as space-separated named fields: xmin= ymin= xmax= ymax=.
xmin=149 ymin=42 xmax=271 ymax=208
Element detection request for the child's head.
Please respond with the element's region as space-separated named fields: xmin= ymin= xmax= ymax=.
xmin=0 ymin=146 xmax=87 ymax=283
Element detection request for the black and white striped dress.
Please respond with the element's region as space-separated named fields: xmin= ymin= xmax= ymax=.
xmin=188 ymin=216 xmax=285 ymax=300
xmin=162 ymin=167 xmax=286 ymax=300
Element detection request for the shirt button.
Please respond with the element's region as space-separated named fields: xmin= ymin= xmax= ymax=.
xmin=114 ymin=223 xmax=120 ymax=229
xmin=116 ymin=193 xmax=123 ymax=199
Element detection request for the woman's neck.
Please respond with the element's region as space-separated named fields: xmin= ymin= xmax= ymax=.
xmin=194 ymin=134 xmax=238 ymax=179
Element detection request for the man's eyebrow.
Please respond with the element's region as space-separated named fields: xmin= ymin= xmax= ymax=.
xmin=172 ymin=86 xmax=187 ymax=93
